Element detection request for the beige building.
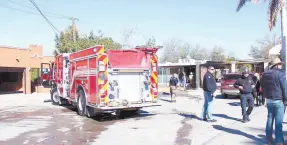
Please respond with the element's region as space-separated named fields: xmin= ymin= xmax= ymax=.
xmin=0 ymin=44 xmax=54 ymax=94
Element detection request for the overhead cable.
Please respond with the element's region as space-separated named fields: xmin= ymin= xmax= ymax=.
xmin=29 ymin=0 xmax=60 ymax=33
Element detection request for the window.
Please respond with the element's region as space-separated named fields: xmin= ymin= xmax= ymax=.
xmin=1 ymin=72 xmax=19 ymax=82
xmin=223 ymin=74 xmax=241 ymax=80
xmin=42 ymin=68 xmax=50 ymax=74
xmin=169 ymin=68 xmax=178 ymax=74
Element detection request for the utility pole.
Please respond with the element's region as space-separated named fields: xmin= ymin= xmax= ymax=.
xmin=69 ymin=17 xmax=79 ymax=42
xmin=281 ymin=1 xmax=287 ymax=74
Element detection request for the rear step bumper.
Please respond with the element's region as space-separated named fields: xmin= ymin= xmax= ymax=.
xmin=95 ymin=103 xmax=161 ymax=111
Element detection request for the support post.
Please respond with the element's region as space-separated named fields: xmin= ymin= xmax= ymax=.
xmin=230 ymin=61 xmax=236 ymax=73
xmin=195 ymin=62 xmax=200 ymax=90
xmin=281 ymin=2 xmax=287 ymax=73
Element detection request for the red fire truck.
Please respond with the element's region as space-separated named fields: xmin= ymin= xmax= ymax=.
xmin=40 ymin=63 xmax=52 ymax=86
xmin=50 ymin=45 xmax=161 ymax=117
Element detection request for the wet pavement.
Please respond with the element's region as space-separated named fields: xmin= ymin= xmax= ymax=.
xmin=3 ymin=89 xmax=287 ymax=145
xmin=0 ymin=104 xmax=152 ymax=145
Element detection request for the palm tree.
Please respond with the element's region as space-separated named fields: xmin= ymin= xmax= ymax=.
xmin=236 ymin=0 xmax=287 ymax=72
xmin=237 ymin=0 xmax=284 ymax=30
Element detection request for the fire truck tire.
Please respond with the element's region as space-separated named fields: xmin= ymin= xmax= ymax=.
xmin=58 ymin=98 xmax=68 ymax=106
xmin=77 ymin=90 xmax=87 ymax=116
xmin=51 ymin=90 xmax=60 ymax=105
xmin=86 ymin=106 xmax=97 ymax=118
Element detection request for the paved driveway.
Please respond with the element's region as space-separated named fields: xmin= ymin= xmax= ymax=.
xmin=1 ymin=90 xmax=287 ymax=145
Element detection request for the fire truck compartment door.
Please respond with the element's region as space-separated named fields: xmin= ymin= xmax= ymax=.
xmin=117 ymin=72 xmax=142 ymax=103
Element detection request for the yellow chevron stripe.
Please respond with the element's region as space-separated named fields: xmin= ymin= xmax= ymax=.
xmin=98 ymin=79 xmax=102 ymax=85
xmin=151 ymin=59 xmax=155 ymax=64
xmin=98 ymin=47 xmax=104 ymax=54
xmin=154 ymin=56 xmax=158 ymax=62
xmin=152 ymin=72 xmax=158 ymax=83
xmin=103 ymin=57 xmax=107 ymax=65
xmin=103 ymin=81 xmax=108 ymax=92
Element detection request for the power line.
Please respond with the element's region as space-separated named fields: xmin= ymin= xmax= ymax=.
xmin=29 ymin=0 xmax=60 ymax=33
xmin=0 ymin=3 xmax=66 ymax=19
xmin=7 ymin=0 xmax=70 ymax=19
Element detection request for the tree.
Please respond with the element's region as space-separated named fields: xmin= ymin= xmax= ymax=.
xmin=249 ymin=34 xmax=280 ymax=59
xmin=209 ymin=46 xmax=226 ymax=61
xmin=224 ymin=52 xmax=237 ymax=63
xmin=145 ymin=36 xmax=156 ymax=47
xmin=160 ymin=39 xmax=187 ymax=63
xmin=136 ymin=36 xmax=157 ymax=48
xmin=54 ymin=26 xmax=121 ymax=55
xmin=189 ymin=45 xmax=210 ymax=60
xmin=236 ymin=0 xmax=287 ymax=73
xmin=122 ymin=28 xmax=136 ymax=49
xmin=236 ymin=0 xmax=283 ymax=30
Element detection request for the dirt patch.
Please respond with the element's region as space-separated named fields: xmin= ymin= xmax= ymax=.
xmin=175 ymin=118 xmax=193 ymax=145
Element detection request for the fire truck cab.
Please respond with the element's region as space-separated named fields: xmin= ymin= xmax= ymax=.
xmin=50 ymin=45 xmax=161 ymax=117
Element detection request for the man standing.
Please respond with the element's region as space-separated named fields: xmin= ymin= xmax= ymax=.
xmin=182 ymin=72 xmax=187 ymax=91
xmin=234 ymin=67 xmax=255 ymax=123
xmin=251 ymin=73 xmax=260 ymax=106
xmin=169 ymin=73 xmax=178 ymax=102
xmin=261 ymin=57 xmax=287 ymax=145
xmin=202 ymin=66 xmax=217 ymax=122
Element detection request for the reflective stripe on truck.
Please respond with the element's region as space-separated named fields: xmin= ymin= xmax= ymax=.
xmin=150 ymin=55 xmax=158 ymax=102
xmin=97 ymin=47 xmax=108 ymax=106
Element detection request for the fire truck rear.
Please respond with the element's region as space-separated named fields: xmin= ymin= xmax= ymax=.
xmin=50 ymin=45 xmax=161 ymax=117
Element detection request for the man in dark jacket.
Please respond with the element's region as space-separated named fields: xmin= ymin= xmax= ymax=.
xmin=169 ymin=73 xmax=178 ymax=102
xmin=261 ymin=57 xmax=287 ymax=145
xmin=201 ymin=66 xmax=217 ymax=122
xmin=234 ymin=67 xmax=255 ymax=123
xmin=251 ymin=73 xmax=260 ymax=106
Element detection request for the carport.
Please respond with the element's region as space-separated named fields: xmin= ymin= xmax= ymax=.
xmin=0 ymin=67 xmax=26 ymax=94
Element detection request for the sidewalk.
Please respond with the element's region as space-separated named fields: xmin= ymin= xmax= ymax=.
xmin=158 ymin=87 xmax=287 ymax=145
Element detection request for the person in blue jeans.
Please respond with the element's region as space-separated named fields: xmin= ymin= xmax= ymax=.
xmin=261 ymin=57 xmax=287 ymax=145
xmin=202 ymin=66 xmax=217 ymax=122
xmin=234 ymin=67 xmax=255 ymax=123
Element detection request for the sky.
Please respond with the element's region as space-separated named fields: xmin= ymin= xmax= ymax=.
xmin=0 ymin=0 xmax=281 ymax=59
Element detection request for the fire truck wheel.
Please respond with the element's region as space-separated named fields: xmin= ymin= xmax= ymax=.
xmin=77 ymin=90 xmax=87 ymax=116
xmin=51 ymin=90 xmax=60 ymax=105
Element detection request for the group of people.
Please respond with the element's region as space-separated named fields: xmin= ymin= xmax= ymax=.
xmin=201 ymin=57 xmax=287 ymax=145
xmin=169 ymin=72 xmax=194 ymax=91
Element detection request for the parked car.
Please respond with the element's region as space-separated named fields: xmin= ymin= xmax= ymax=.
xmin=220 ymin=73 xmax=242 ymax=98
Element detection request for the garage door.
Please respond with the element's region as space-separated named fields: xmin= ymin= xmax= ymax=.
xmin=0 ymin=67 xmax=25 ymax=94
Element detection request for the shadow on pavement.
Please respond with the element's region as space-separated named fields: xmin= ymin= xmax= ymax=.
xmin=177 ymin=112 xmax=202 ymax=121
xmin=159 ymin=91 xmax=203 ymax=102
xmin=0 ymin=91 xmax=24 ymax=95
xmin=57 ymin=103 xmax=156 ymax=122
xmin=213 ymin=114 xmax=242 ymax=122
xmin=212 ymin=125 xmax=266 ymax=144
xmin=248 ymin=127 xmax=287 ymax=144
xmin=215 ymin=95 xmax=224 ymax=99
xmin=159 ymin=98 xmax=172 ymax=103
xmin=215 ymin=94 xmax=240 ymax=100
xmin=227 ymin=102 xmax=241 ymax=106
